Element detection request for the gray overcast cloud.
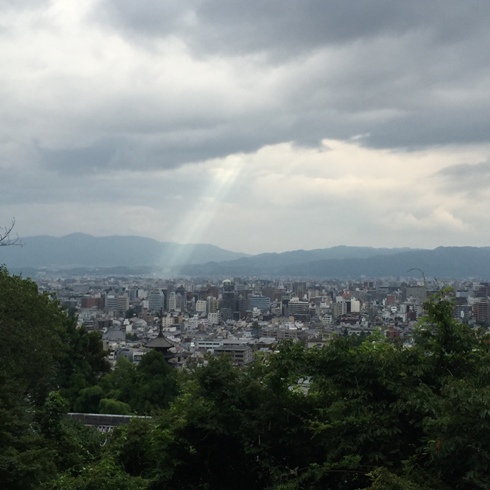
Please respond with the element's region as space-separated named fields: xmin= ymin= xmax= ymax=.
xmin=2 ymin=1 xmax=490 ymax=254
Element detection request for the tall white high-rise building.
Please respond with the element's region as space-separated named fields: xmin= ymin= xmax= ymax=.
xmin=168 ymin=291 xmax=177 ymax=311
xmin=196 ymin=300 xmax=207 ymax=314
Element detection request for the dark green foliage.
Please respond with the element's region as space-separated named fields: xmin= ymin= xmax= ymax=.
xmin=0 ymin=267 xmax=111 ymax=488
xmin=132 ymin=350 xmax=179 ymax=414
xmin=73 ymin=386 xmax=105 ymax=413
xmin=147 ymin=355 xmax=270 ymax=489
xmin=95 ymin=350 xmax=179 ymax=415
xmin=0 ymin=267 xmax=65 ymax=488
xmin=46 ymin=456 xmax=149 ymax=490
xmin=37 ymin=391 xmax=70 ymax=439
xmin=0 ymin=265 xmax=66 ymax=404
xmin=98 ymin=357 xmax=138 ymax=406
xmin=0 ymin=397 xmax=58 ymax=490
xmin=99 ymin=398 xmax=132 ymax=415
xmin=58 ymin=322 xmax=111 ymax=409
xmin=108 ymin=419 xmax=157 ymax=480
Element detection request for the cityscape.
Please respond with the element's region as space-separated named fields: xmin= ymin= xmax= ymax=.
xmin=38 ymin=270 xmax=490 ymax=370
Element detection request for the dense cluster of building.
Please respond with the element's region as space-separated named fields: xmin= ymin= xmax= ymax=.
xmin=35 ymin=274 xmax=490 ymax=369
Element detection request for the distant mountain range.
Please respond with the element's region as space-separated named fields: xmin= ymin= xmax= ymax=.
xmin=179 ymin=246 xmax=490 ymax=279
xmin=179 ymin=246 xmax=415 ymax=276
xmin=1 ymin=234 xmax=489 ymax=279
xmin=0 ymin=233 xmax=247 ymax=272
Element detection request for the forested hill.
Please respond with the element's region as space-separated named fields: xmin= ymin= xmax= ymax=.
xmin=0 ymin=233 xmax=247 ymax=270
xmin=179 ymin=246 xmax=490 ymax=278
xmin=2 ymin=235 xmax=489 ymax=278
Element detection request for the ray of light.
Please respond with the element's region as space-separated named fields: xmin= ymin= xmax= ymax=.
xmin=162 ymin=157 xmax=244 ymax=273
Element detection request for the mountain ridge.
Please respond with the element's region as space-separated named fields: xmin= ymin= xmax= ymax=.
xmin=178 ymin=245 xmax=490 ymax=279
xmin=0 ymin=234 xmax=248 ymax=270
xmin=1 ymin=234 xmax=488 ymax=278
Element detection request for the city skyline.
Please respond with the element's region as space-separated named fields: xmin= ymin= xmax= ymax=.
xmin=2 ymin=2 xmax=490 ymax=254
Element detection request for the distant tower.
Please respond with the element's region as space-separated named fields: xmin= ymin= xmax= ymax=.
xmin=168 ymin=291 xmax=177 ymax=312
xmin=147 ymin=290 xmax=164 ymax=314
xmin=207 ymin=296 xmax=218 ymax=314
xmin=145 ymin=310 xmax=175 ymax=362
xmin=175 ymin=285 xmax=187 ymax=313
xmin=221 ymin=279 xmax=236 ymax=321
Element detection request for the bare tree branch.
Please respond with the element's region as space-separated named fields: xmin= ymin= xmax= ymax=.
xmin=0 ymin=218 xmax=23 ymax=247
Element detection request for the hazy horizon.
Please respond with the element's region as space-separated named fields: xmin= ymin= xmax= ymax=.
xmin=8 ymin=231 xmax=468 ymax=256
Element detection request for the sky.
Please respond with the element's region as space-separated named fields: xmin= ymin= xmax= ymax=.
xmin=2 ymin=1 xmax=490 ymax=254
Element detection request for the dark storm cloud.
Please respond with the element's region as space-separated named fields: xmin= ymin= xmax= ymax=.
xmin=94 ymin=1 xmax=490 ymax=59
xmin=34 ymin=132 xmax=253 ymax=174
xmin=366 ymin=107 xmax=490 ymax=149
xmin=82 ymin=0 xmax=490 ymax=157
xmin=5 ymin=0 xmax=490 ymax=180
xmin=32 ymin=97 xmax=361 ymax=174
xmin=38 ymin=140 xmax=118 ymax=173
xmin=434 ymin=160 xmax=490 ymax=193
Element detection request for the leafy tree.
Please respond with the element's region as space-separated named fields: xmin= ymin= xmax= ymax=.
xmin=0 ymin=266 xmax=66 ymax=403
xmin=398 ymin=291 xmax=490 ymax=489
xmin=98 ymin=357 xmax=138 ymax=405
xmin=0 ymin=268 xmax=71 ymax=488
xmin=57 ymin=322 xmax=110 ymax=409
xmin=37 ymin=391 xmax=70 ymax=439
xmin=46 ymin=456 xmax=149 ymax=490
xmin=125 ymin=308 xmax=137 ymax=319
xmin=37 ymin=392 xmax=106 ymax=479
xmin=73 ymin=386 xmax=104 ymax=413
xmin=131 ymin=350 xmax=180 ymax=414
xmin=0 ymin=390 xmax=58 ymax=490
xmin=94 ymin=351 xmax=179 ymax=415
xmin=0 ymin=267 xmax=111 ymax=488
xmin=99 ymin=398 xmax=132 ymax=415
xmin=146 ymin=355 xmax=269 ymax=489
xmin=108 ymin=418 xmax=157 ymax=480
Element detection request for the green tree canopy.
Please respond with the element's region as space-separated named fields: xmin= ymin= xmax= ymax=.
xmin=0 ymin=267 xmax=110 ymax=489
